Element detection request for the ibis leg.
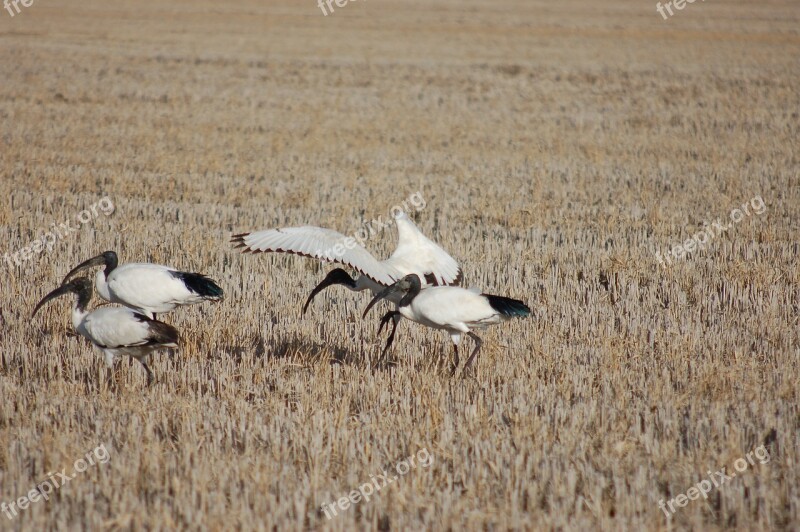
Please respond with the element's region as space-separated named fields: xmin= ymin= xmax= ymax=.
xmin=450 ymin=344 xmax=460 ymax=377
xmin=104 ymin=366 xmax=114 ymax=390
xmin=377 ymin=311 xmax=399 ymax=335
xmin=101 ymin=349 xmax=116 ymax=391
xmin=378 ymin=311 xmax=401 ymax=359
xmin=141 ymin=362 xmax=154 ymax=387
xmin=462 ymin=332 xmax=483 ymax=372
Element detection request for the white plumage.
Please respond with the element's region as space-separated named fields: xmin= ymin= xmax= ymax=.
xmin=363 ymin=274 xmax=531 ymax=374
xmin=62 ymin=251 xmax=224 ymax=318
xmin=33 ymin=278 xmax=180 ymax=386
xmin=232 ymin=212 xmax=461 ymax=287
xmin=393 ymin=287 xmax=506 ymax=332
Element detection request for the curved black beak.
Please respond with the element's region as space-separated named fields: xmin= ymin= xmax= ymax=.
xmin=302 ymin=278 xmax=334 ymax=314
xmin=32 ymin=284 xmax=74 ymax=317
xmin=362 ymin=283 xmax=400 ymax=319
xmin=61 ymin=254 xmax=107 ymax=284
xmin=302 ymin=268 xmax=356 ymax=314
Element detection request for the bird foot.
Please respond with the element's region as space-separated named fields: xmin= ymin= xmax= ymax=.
xmin=377 ymin=312 xmax=395 ymax=335
xmin=449 ymin=363 xmax=459 ymax=378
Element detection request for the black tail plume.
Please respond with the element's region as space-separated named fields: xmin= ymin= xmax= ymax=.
xmin=484 ymin=294 xmax=531 ymax=317
xmin=133 ymin=314 xmax=180 ymax=348
xmin=173 ymin=271 xmax=224 ymax=300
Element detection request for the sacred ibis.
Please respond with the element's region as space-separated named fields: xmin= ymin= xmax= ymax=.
xmin=62 ymin=251 xmax=224 ymax=319
xmin=231 ymin=211 xmax=462 ymax=353
xmin=32 ymin=278 xmax=180 ymax=386
xmin=363 ymin=274 xmax=531 ymax=374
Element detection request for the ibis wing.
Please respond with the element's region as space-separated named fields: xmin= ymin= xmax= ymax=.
xmin=231 ymin=227 xmax=399 ymax=285
xmin=387 ymin=213 xmax=462 ymax=286
xmin=107 ymin=263 xmax=204 ymax=314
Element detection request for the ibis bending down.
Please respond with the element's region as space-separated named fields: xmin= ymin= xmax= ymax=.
xmin=231 ymin=211 xmax=462 ymax=353
xmin=32 ymin=278 xmax=180 ymax=386
xmin=363 ymin=274 xmax=531 ymax=374
xmin=62 ymin=251 xmax=224 ymax=319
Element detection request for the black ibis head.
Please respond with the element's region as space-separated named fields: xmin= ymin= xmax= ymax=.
xmin=362 ymin=274 xmax=422 ymax=318
xmin=33 ymin=277 xmax=93 ymax=317
xmin=62 ymin=251 xmax=118 ymax=283
xmin=302 ymin=268 xmax=357 ymax=314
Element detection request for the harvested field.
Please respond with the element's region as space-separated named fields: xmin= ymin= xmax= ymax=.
xmin=0 ymin=0 xmax=798 ymax=530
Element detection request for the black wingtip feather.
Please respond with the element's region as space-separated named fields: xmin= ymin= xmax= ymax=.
xmin=484 ymin=294 xmax=531 ymax=318
xmin=173 ymin=272 xmax=225 ymax=299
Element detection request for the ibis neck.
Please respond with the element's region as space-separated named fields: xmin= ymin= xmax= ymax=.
xmin=356 ymin=275 xmax=383 ymax=294
xmin=71 ymin=289 xmax=91 ymax=329
xmin=95 ymin=270 xmax=111 ymax=301
xmin=397 ymin=279 xmax=422 ymax=307
xmin=103 ymin=253 xmax=118 ymax=279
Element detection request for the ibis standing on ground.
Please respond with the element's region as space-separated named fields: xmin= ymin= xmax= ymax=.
xmin=62 ymin=251 xmax=224 ymax=319
xmin=231 ymin=211 xmax=462 ymax=354
xmin=363 ymin=274 xmax=531 ymax=375
xmin=32 ymin=278 xmax=180 ymax=386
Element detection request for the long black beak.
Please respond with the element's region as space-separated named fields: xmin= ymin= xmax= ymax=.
xmin=62 ymin=254 xmax=106 ymax=284
xmin=302 ymin=269 xmax=356 ymax=314
xmin=303 ymin=278 xmax=335 ymax=314
xmin=32 ymin=284 xmax=74 ymax=317
xmin=362 ymin=283 xmax=401 ymax=319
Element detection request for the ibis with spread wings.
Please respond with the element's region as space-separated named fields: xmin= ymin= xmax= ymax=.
xmin=231 ymin=211 xmax=462 ymax=354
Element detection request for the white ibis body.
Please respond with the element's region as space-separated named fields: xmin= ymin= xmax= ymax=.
xmin=32 ymin=278 xmax=180 ymax=386
xmin=232 ymin=212 xmax=462 ymax=352
xmin=62 ymin=251 xmax=224 ymax=319
xmin=363 ymin=274 xmax=531 ymax=374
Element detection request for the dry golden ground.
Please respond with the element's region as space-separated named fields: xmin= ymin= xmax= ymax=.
xmin=0 ymin=0 xmax=798 ymax=529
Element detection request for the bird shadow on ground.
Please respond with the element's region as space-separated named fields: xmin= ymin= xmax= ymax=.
xmin=215 ymin=331 xmax=475 ymax=377
xmin=218 ymin=333 xmax=369 ymax=369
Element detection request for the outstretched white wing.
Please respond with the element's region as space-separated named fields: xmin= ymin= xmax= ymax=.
xmin=388 ymin=213 xmax=462 ymax=286
xmin=231 ymin=227 xmax=401 ymax=285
